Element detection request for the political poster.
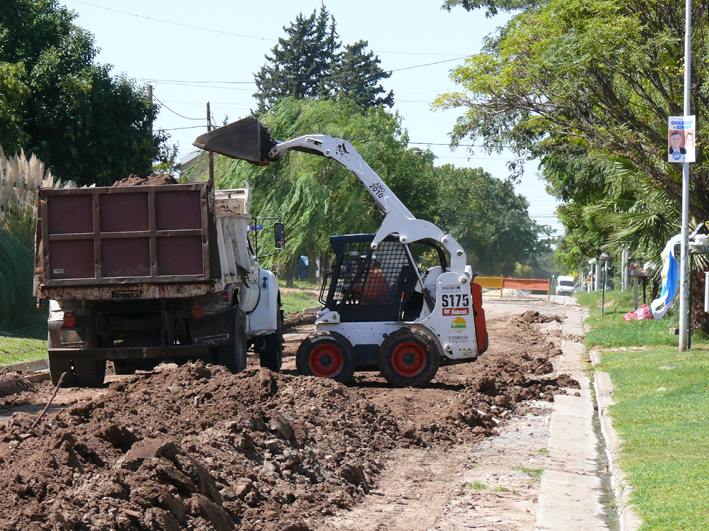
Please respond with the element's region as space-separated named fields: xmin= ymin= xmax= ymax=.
xmin=668 ymin=115 xmax=696 ymax=163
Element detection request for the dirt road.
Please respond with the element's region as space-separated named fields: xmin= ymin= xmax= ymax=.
xmin=0 ymin=296 xmax=589 ymax=530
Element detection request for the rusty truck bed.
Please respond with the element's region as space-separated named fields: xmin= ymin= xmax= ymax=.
xmin=35 ymin=183 xmax=215 ymax=300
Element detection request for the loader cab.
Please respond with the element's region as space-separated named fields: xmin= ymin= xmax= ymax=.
xmin=319 ymin=234 xmax=447 ymax=323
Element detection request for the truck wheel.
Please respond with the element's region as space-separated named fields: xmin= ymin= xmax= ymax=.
xmin=214 ymin=308 xmax=247 ymax=372
xmin=258 ymin=309 xmax=283 ymax=372
xmin=378 ymin=328 xmax=440 ymax=387
xmin=74 ymin=360 xmax=107 ymax=388
xmin=296 ymin=332 xmax=355 ymax=384
xmin=113 ymin=360 xmax=136 ymax=375
xmin=114 ymin=359 xmax=158 ymax=374
xmin=48 ymin=355 xmax=77 ymax=387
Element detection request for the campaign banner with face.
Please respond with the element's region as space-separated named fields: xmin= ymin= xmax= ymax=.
xmin=668 ymin=115 xmax=696 ymax=163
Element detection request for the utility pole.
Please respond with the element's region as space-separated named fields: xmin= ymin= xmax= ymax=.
xmin=147 ymin=83 xmax=154 ymax=136
xmin=206 ymin=101 xmax=214 ymax=186
xmin=679 ymin=0 xmax=692 ymax=352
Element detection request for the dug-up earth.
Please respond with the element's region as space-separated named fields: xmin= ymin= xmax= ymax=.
xmin=0 ymin=300 xmax=581 ymax=530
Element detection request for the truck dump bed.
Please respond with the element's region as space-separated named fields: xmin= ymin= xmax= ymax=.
xmin=35 ymin=183 xmax=253 ymax=301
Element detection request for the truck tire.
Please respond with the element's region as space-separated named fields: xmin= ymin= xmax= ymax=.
xmin=113 ymin=359 xmax=158 ymax=375
xmin=74 ymin=360 xmax=107 ymax=388
xmin=113 ymin=360 xmax=136 ymax=375
xmin=378 ymin=328 xmax=440 ymax=387
xmin=257 ymin=309 xmax=283 ymax=372
xmin=48 ymin=355 xmax=77 ymax=387
xmin=296 ymin=332 xmax=355 ymax=384
xmin=214 ymin=308 xmax=247 ymax=372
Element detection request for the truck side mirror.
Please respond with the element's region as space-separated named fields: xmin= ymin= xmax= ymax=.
xmin=274 ymin=222 xmax=286 ymax=249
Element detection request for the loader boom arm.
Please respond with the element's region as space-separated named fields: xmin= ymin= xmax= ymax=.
xmin=269 ymin=135 xmax=469 ymax=273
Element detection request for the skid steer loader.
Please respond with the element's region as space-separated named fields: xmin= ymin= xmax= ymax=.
xmin=194 ymin=117 xmax=488 ymax=387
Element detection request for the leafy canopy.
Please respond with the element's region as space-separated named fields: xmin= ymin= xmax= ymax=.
xmin=253 ymin=5 xmax=393 ymax=112
xmin=185 ymin=98 xmax=548 ymax=278
xmin=437 ymin=0 xmax=708 ymax=268
xmin=0 ymin=0 xmax=168 ymax=185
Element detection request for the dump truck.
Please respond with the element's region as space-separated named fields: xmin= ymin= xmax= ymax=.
xmin=34 ymin=182 xmax=283 ymax=387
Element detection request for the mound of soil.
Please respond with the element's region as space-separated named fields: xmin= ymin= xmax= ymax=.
xmin=0 ymin=366 xmax=401 ymax=529
xmin=518 ymin=310 xmax=564 ymax=324
xmin=0 ymin=374 xmax=37 ymax=409
xmin=112 ymin=173 xmax=178 ymax=188
xmin=0 ymin=313 xmax=578 ymax=529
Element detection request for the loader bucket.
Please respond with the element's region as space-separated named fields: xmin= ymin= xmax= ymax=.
xmin=193 ymin=116 xmax=275 ymax=164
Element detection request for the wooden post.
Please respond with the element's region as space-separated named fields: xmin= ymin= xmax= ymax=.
xmin=500 ymin=276 xmax=504 ymax=299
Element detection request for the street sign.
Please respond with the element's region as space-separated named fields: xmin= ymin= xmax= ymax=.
xmin=668 ymin=115 xmax=696 ymax=163
xmin=249 ymin=224 xmax=264 ymax=232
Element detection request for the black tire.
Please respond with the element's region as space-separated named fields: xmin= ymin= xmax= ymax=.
xmin=214 ymin=308 xmax=247 ymax=372
xmin=257 ymin=308 xmax=283 ymax=372
xmin=113 ymin=360 xmax=136 ymax=375
xmin=378 ymin=328 xmax=440 ymax=387
xmin=48 ymin=355 xmax=77 ymax=387
xmin=74 ymin=359 xmax=106 ymax=387
xmin=296 ymin=332 xmax=355 ymax=384
xmin=112 ymin=359 xmax=158 ymax=374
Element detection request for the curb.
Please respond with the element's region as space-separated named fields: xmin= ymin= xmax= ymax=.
xmin=1 ymin=359 xmax=48 ymax=373
xmin=591 ymin=351 xmax=641 ymax=531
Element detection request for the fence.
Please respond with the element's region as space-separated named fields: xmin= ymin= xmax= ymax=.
xmin=475 ymin=276 xmax=552 ymax=300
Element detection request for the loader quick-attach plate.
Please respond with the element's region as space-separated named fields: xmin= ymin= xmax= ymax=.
xmin=193 ymin=116 xmax=275 ymax=164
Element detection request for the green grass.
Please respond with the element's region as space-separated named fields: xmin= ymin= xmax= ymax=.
xmin=281 ymin=289 xmax=321 ymax=316
xmin=576 ymin=291 xmax=708 ymax=348
xmin=0 ymin=334 xmax=47 ymax=366
xmin=515 ymin=466 xmax=544 ymax=482
xmin=598 ymin=346 xmax=709 ymax=530
xmin=579 ymin=289 xmax=709 ymax=529
xmin=466 ymin=481 xmax=488 ymax=491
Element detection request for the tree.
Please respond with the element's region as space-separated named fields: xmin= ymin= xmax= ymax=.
xmin=253 ymin=6 xmax=393 ymax=111
xmin=442 ymin=0 xmax=540 ymax=16
xmin=434 ymin=164 xmax=550 ymax=275
xmin=437 ymin=0 xmax=708 ymax=251
xmin=0 ymin=0 xmax=167 ymax=186
xmin=183 ymin=98 xmax=546 ymax=283
xmin=329 ymin=41 xmax=394 ymax=108
xmin=254 ymin=6 xmax=340 ymax=112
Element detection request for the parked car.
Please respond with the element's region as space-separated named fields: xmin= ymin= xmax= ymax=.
xmin=555 ymin=275 xmax=576 ymax=296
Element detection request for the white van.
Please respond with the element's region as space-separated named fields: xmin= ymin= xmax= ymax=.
xmin=556 ymin=275 xmax=575 ymax=296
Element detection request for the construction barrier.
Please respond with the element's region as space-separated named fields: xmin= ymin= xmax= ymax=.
xmin=475 ymin=276 xmax=552 ymax=300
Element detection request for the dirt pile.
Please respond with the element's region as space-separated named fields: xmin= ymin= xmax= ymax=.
xmin=0 ymin=311 xmax=578 ymax=529
xmin=0 ymin=365 xmax=401 ymax=530
xmin=518 ymin=310 xmax=564 ymax=324
xmin=0 ymin=373 xmax=38 ymax=409
xmin=112 ymin=173 xmax=178 ymax=187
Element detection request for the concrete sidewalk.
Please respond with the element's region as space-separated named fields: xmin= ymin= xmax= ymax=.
xmin=535 ymin=306 xmax=609 ymax=530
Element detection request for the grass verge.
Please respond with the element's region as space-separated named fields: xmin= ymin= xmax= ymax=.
xmin=281 ymin=289 xmax=320 ymax=316
xmin=598 ymin=346 xmax=708 ymax=530
xmin=576 ymin=290 xmax=708 ymax=348
xmin=0 ymin=334 xmax=47 ymax=366
xmin=578 ymin=291 xmax=709 ymax=529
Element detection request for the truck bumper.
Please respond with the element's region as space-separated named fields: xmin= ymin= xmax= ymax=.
xmin=48 ymin=345 xmax=211 ymax=361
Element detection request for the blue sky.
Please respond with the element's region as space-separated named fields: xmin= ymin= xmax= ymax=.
xmin=62 ymin=0 xmax=561 ymax=233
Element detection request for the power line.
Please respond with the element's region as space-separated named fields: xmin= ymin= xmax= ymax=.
xmin=159 ymin=125 xmax=208 ymax=131
xmin=153 ymin=95 xmax=204 ymax=121
xmin=68 ymin=0 xmax=272 ymax=41
xmin=69 ymin=0 xmax=471 ymax=58
xmin=391 ymin=56 xmax=468 ymax=72
xmin=137 ymin=77 xmax=254 ymax=85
